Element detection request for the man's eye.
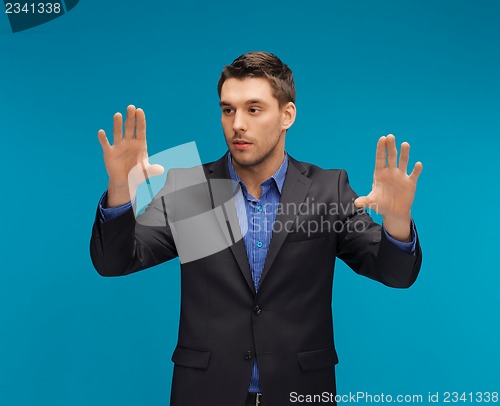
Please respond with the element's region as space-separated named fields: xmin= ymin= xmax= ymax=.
xmin=223 ymin=108 xmax=234 ymax=114
xmin=249 ymin=108 xmax=260 ymax=113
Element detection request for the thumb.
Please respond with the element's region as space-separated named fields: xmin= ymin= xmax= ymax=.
xmin=129 ymin=162 xmax=165 ymax=187
xmin=354 ymin=196 xmax=370 ymax=208
xmin=147 ymin=164 xmax=165 ymax=177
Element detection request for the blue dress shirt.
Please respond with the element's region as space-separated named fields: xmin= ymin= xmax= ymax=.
xmin=227 ymin=152 xmax=289 ymax=393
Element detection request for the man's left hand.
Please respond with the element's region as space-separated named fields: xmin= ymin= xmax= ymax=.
xmin=354 ymin=134 xmax=423 ymax=242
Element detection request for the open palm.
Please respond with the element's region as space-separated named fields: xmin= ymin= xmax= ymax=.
xmin=354 ymin=134 xmax=422 ymax=220
xmin=97 ymin=105 xmax=164 ymax=204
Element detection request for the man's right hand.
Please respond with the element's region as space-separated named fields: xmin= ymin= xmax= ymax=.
xmin=97 ymin=105 xmax=164 ymax=207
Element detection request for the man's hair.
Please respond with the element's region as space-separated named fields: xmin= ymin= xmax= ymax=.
xmin=217 ymin=51 xmax=296 ymax=107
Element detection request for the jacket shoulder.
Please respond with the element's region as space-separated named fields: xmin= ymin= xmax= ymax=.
xmin=288 ymin=155 xmax=346 ymax=181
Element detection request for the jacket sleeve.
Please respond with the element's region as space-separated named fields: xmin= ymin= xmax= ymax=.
xmin=335 ymin=169 xmax=422 ymax=288
xmin=89 ymin=173 xmax=178 ymax=277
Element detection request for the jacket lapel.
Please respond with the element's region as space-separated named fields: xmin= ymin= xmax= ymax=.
xmin=259 ymin=156 xmax=311 ymax=289
xmin=205 ymin=153 xmax=256 ymax=296
xmin=204 ymin=153 xmax=311 ymax=296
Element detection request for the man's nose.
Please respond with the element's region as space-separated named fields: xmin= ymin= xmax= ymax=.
xmin=232 ymin=111 xmax=247 ymax=133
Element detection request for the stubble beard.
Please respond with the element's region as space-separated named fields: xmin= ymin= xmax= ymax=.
xmin=229 ymin=134 xmax=282 ymax=169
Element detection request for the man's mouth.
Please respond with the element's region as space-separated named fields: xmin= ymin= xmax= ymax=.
xmin=233 ymin=140 xmax=252 ymax=150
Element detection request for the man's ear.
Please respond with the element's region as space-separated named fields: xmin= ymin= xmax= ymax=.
xmin=281 ymin=102 xmax=296 ymax=131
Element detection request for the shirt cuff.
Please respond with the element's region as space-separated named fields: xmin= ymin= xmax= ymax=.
xmin=98 ymin=191 xmax=133 ymax=222
xmin=382 ymin=220 xmax=417 ymax=255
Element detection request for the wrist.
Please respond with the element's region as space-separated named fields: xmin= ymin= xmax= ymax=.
xmin=382 ymin=213 xmax=412 ymax=242
xmin=107 ymin=180 xmax=135 ymax=208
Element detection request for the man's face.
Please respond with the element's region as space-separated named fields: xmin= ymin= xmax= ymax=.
xmin=220 ymin=77 xmax=288 ymax=168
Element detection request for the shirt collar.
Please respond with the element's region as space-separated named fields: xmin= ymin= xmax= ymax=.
xmin=227 ymin=151 xmax=288 ymax=194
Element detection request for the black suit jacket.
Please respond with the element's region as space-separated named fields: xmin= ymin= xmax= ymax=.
xmin=90 ymin=152 xmax=422 ymax=406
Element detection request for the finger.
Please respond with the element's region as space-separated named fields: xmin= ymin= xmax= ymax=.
xmin=97 ymin=129 xmax=110 ymax=151
xmin=148 ymin=163 xmax=165 ymax=177
xmin=354 ymin=196 xmax=370 ymax=208
xmin=387 ymin=134 xmax=397 ymax=168
xmin=140 ymin=163 xmax=165 ymax=181
xmin=375 ymin=136 xmax=387 ymax=170
xmin=409 ymin=161 xmax=423 ymax=181
xmin=113 ymin=113 xmax=123 ymax=145
xmin=136 ymin=108 xmax=146 ymax=140
xmin=354 ymin=196 xmax=379 ymax=213
xmin=399 ymin=142 xmax=410 ymax=173
xmin=124 ymin=104 xmax=136 ymax=139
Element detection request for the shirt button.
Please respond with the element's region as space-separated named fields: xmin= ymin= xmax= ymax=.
xmin=256 ymin=241 xmax=263 ymax=248
xmin=244 ymin=350 xmax=253 ymax=360
xmin=253 ymin=305 xmax=262 ymax=315
xmin=257 ymin=205 xmax=263 ymax=212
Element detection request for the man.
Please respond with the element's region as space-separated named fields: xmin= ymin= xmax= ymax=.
xmin=91 ymin=52 xmax=422 ymax=406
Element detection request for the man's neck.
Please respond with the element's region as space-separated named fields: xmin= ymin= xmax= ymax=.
xmin=232 ymin=150 xmax=285 ymax=199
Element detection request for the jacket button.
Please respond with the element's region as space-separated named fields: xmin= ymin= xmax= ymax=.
xmin=244 ymin=351 xmax=253 ymax=360
xmin=253 ymin=305 xmax=262 ymax=315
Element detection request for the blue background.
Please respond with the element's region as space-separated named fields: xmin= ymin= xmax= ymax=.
xmin=1 ymin=0 xmax=499 ymax=404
